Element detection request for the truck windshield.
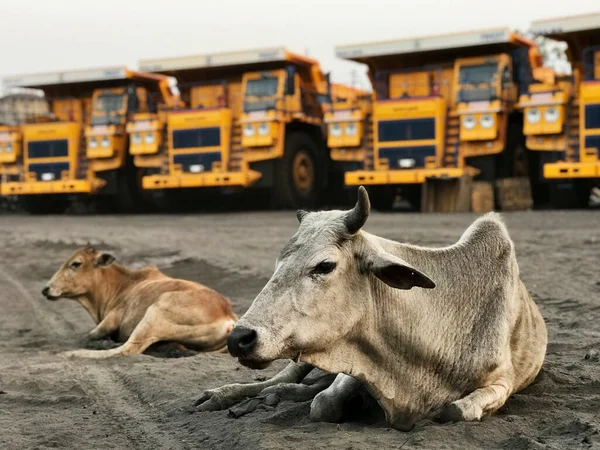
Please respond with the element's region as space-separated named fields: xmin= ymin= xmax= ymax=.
xmin=245 ymin=77 xmax=278 ymax=98
xmin=459 ymin=63 xmax=498 ymax=85
xmin=95 ymin=93 xmax=125 ymax=112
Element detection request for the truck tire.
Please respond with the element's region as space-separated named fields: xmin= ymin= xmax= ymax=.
xmin=272 ymin=132 xmax=319 ymax=209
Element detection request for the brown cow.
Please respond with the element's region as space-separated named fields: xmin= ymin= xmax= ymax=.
xmin=43 ymin=247 xmax=237 ymax=359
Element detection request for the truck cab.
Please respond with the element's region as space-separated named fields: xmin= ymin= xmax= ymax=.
xmin=530 ymin=13 xmax=600 ymax=206
xmin=336 ymin=28 xmax=542 ymax=211
xmin=137 ymin=47 xmax=341 ymax=209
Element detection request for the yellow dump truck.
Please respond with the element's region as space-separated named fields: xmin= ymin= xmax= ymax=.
xmin=1 ymin=66 xmax=178 ymax=213
xmin=529 ymin=13 xmax=600 ymax=207
xmin=335 ymin=27 xmax=550 ymax=211
xmin=136 ymin=47 xmax=341 ymax=209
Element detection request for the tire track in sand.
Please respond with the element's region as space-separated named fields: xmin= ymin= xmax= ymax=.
xmin=0 ymin=264 xmax=190 ymax=450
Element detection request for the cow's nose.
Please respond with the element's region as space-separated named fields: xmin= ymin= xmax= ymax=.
xmin=227 ymin=327 xmax=257 ymax=357
xmin=42 ymin=286 xmax=50 ymax=297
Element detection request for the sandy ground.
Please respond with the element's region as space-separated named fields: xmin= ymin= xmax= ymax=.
xmin=0 ymin=210 xmax=599 ymax=450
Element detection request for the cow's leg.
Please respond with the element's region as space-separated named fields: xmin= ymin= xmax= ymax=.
xmin=63 ymin=306 xmax=163 ymax=359
xmin=85 ymin=312 xmax=119 ymax=341
xmin=195 ymin=362 xmax=315 ymax=412
xmin=228 ymin=372 xmax=336 ymax=418
xmin=439 ymin=374 xmax=513 ymax=422
xmin=65 ymin=292 xmax=234 ymax=359
xmin=309 ymin=374 xmax=364 ymax=422
xmin=79 ymin=312 xmax=120 ymax=349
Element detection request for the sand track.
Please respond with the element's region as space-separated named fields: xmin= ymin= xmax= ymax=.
xmin=0 ymin=211 xmax=598 ymax=449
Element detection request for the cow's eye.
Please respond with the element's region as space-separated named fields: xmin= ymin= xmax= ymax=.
xmin=312 ymin=261 xmax=336 ymax=275
xmin=70 ymin=261 xmax=81 ymax=269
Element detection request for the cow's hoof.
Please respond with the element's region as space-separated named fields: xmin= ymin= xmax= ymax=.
xmin=438 ymin=401 xmax=482 ymax=423
xmin=309 ymin=390 xmax=344 ymax=423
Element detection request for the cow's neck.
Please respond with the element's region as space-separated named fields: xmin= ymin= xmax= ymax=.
xmin=78 ymin=264 xmax=136 ymax=323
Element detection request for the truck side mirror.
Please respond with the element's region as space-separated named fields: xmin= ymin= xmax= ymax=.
xmin=285 ymin=66 xmax=296 ymax=96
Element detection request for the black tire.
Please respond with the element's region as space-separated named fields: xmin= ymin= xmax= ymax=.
xmin=20 ymin=195 xmax=68 ymax=215
xmin=271 ymin=132 xmax=320 ymax=209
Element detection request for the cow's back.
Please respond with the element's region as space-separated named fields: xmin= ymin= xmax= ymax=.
xmin=370 ymin=214 xmax=541 ymax=412
xmin=116 ymin=269 xmax=233 ymax=340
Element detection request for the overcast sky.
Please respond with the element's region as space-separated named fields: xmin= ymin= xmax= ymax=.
xmin=1 ymin=0 xmax=598 ymax=94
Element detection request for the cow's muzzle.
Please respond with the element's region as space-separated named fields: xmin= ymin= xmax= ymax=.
xmin=42 ymin=286 xmax=59 ymax=301
xmin=227 ymin=327 xmax=257 ymax=358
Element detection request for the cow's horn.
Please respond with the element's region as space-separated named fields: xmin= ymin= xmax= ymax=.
xmin=344 ymin=186 xmax=370 ymax=234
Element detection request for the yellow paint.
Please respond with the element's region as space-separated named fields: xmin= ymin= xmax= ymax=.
xmin=0 ymin=126 xmax=22 ymax=165
xmin=543 ymin=161 xmax=600 ymax=179
xmin=3 ymin=68 xmax=179 ymax=198
xmin=1 ymin=178 xmax=105 ymax=195
xmin=580 ymin=82 xmax=600 ymax=164
xmin=127 ymin=113 xmax=163 ymax=156
xmin=167 ymin=108 xmax=232 ymax=173
xmin=22 ymin=122 xmax=81 ymax=181
xmin=526 ymin=135 xmax=566 ymax=151
xmin=373 ymin=97 xmax=446 ymax=169
xmin=459 ymin=112 xmax=499 ymax=141
xmin=142 ymin=169 xmax=262 ymax=189
xmin=345 ymin=166 xmax=479 ymax=185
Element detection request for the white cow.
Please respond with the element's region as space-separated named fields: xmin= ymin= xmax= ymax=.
xmin=197 ymin=187 xmax=547 ymax=431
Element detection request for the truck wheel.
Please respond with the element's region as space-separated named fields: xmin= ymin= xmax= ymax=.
xmin=272 ymin=132 xmax=319 ymax=209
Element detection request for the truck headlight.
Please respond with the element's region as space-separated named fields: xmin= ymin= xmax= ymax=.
xmin=243 ymin=124 xmax=255 ymax=137
xmin=101 ymin=137 xmax=110 ymax=148
xmin=480 ymin=114 xmax=495 ymax=129
xmin=258 ymin=123 xmax=270 ymax=136
xmin=144 ymin=133 xmax=155 ymax=144
xmin=89 ymin=138 xmax=98 ymax=149
xmin=462 ymin=115 xmax=476 ymax=130
xmin=345 ymin=122 xmax=358 ymax=136
xmin=526 ymin=107 xmax=541 ymax=124
xmin=399 ymin=158 xmax=415 ymax=168
xmin=132 ymin=133 xmax=142 ymax=145
xmin=330 ymin=123 xmax=342 ymax=137
xmin=544 ymin=107 xmax=559 ymax=123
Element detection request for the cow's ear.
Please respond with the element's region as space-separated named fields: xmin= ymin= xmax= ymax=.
xmin=95 ymin=253 xmax=116 ymax=267
xmin=366 ymin=252 xmax=435 ymax=290
xmin=297 ymin=210 xmax=309 ymax=223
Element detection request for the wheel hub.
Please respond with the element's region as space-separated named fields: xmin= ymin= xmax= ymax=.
xmin=292 ymin=150 xmax=314 ymax=194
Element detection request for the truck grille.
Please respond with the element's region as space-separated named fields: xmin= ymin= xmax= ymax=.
xmin=28 ymin=162 xmax=70 ymax=181
xmin=173 ymin=152 xmax=221 ymax=173
xmin=378 ymin=146 xmax=436 ymax=169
